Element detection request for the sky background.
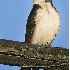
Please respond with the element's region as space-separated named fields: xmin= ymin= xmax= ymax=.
xmin=0 ymin=0 xmax=69 ymax=70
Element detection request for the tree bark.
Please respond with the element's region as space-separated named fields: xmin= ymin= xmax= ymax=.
xmin=0 ymin=39 xmax=69 ymax=70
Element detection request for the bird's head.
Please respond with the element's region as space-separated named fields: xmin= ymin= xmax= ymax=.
xmin=33 ymin=0 xmax=52 ymax=4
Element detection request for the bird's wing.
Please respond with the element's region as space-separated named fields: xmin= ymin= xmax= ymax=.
xmin=25 ymin=4 xmax=41 ymax=43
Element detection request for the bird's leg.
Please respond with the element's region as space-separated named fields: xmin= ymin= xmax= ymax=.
xmin=44 ymin=42 xmax=51 ymax=47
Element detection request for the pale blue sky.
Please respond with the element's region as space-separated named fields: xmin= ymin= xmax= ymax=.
xmin=0 ymin=0 xmax=69 ymax=70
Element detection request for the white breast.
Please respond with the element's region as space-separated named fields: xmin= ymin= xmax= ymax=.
xmin=31 ymin=3 xmax=60 ymax=46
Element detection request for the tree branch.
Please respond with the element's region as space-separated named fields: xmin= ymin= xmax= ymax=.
xmin=0 ymin=39 xmax=69 ymax=70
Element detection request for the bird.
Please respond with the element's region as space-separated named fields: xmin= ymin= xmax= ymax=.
xmin=25 ymin=0 xmax=60 ymax=46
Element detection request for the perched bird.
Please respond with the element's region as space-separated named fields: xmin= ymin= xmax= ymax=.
xmin=25 ymin=0 xmax=60 ymax=46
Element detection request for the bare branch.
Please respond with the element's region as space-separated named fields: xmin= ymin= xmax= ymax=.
xmin=0 ymin=39 xmax=69 ymax=70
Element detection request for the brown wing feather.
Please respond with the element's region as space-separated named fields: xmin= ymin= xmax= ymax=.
xmin=25 ymin=4 xmax=41 ymax=43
